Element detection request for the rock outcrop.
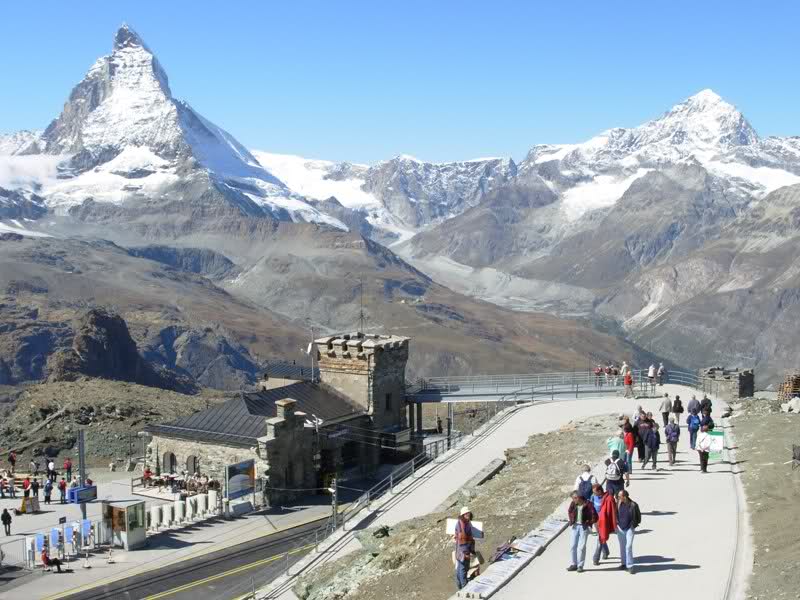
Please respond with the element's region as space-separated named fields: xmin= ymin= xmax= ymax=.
xmin=47 ymin=308 xmax=197 ymax=393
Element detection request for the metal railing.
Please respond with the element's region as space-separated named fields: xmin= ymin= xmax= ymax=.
xmin=407 ymin=369 xmax=721 ymax=402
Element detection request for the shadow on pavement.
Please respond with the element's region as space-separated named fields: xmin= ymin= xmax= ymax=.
xmin=641 ymin=510 xmax=677 ymax=516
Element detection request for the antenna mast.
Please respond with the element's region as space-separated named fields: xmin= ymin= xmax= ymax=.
xmin=359 ymin=276 xmax=365 ymax=333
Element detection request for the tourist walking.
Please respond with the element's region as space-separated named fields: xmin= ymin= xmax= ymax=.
xmin=22 ymin=476 xmax=31 ymax=498
xmin=612 ymin=365 xmax=620 ymax=387
xmin=616 ymin=490 xmax=641 ymax=573
xmin=591 ymin=483 xmax=616 ymax=565
xmin=696 ymin=425 xmax=713 ymax=473
xmin=64 ymin=458 xmax=73 ymax=481
xmin=623 ymin=370 xmax=634 ymax=398
xmin=58 ymin=478 xmax=67 ymax=503
xmin=44 ymin=478 xmax=53 ymax=504
xmin=604 ymin=450 xmax=628 ymax=498
xmin=700 ymin=395 xmax=713 ymax=415
xmin=7 ymin=451 xmax=16 ymax=474
xmin=659 ymin=393 xmax=672 ymax=427
xmin=664 ymin=417 xmax=680 ymax=465
xmin=700 ymin=409 xmax=715 ymax=431
xmin=566 ymin=490 xmax=597 ymax=572
xmin=635 ymin=414 xmax=650 ymax=461
xmin=623 ymin=424 xmax=635 ymax=473
xmin=687 ymin=395 xmax=701 ymax=415
xmin=687 ymin=409 xmax=701 ymax=450
xmin=47 ymin=459 xmax=56 ymax=482
xmin=647 ymin=364 xmax=656 ymax=394
xmin=657 ymin=363 xmax=666 ymax=386
xmin=642 ymin=423 xmax=661 ymax=470
xmin=607 ymin=432 xmax=626 ymax=461
xmin=1 ymin=508 xmax=11 ymax=535
xmin=575 ymin=464 xmax=598 ymax=500
xmin=30 ymin=458 xmax=39 ymax=477
xmin=672 ymin=395 xmax=684 ymax=420
xmin=31 ymin=477 xmax=40 ymax=499
xmin=453 ymin=507 xmax=475 ymax=590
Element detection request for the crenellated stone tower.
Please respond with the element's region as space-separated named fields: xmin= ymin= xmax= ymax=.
xmin=314 ymin=332 xmax=409 ymax=430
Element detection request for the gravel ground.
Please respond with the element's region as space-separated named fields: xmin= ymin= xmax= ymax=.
xmin=294 ymin=414 xmax=618 ymax=600
xmin=0 ymin=380 xmax=224 ymax=468
xmin=730 ymin=397 xmax=800 ymax=600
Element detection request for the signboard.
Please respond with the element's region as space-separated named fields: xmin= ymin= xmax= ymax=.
xmin=709 ymin=430 xmax=725 ymax=460
xmin=226 ymin=459 xmax=256 ymax=500
xmin=76 ymin=485 xmax=98 ymax=503
xmin=446 ymin=518 xmax=485 ymax=539
xmin=59 ymin=516 xmax=67 ymax=524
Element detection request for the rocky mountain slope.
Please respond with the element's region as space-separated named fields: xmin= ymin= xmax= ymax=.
xmin=598 ymin=183 xmax=800 ymax=384
xmin=0 ymin=234 xmax=306 ymax=389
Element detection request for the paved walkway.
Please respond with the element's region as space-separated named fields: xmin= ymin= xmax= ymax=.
xmin=272 ymin=385 xmax=744 ymax=600
xmin=494 ymin=414 xmax=740 ymax=599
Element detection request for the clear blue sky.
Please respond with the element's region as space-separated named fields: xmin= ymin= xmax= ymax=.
xmin=1 ymin=1 xmax=797 ymax=163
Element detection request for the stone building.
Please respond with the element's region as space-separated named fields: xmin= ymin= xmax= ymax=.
xmin=699 ymin=366 xmax=755 ymax=402
xmin=144 ymin=332 xmax=411 ymax=504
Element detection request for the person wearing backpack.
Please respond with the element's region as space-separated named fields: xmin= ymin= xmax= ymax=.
xmin=604 ymin=450 xmax=628 ymax=498
xmin=574 ymin=465 xmax=597 ymax=501
xmin=664 ymin=417 xmax=681 ymax=465
xmin=672 ymin=396 xmax=684 ymax=420
xmin=700 ymin=409 xmax=715 ymax=432
xmin=615 ymin=489 xmax=641 ymax=574
xmin=687 ymin=409 xmax=702 ymax=450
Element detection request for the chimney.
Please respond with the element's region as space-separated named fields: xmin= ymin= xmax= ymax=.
xmin=276 ymin=399 xmax=296 ymax=421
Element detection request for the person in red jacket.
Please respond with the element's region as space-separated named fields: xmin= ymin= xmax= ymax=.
xmin=41 ymin=548 xmax=63 ymax=573
xmin=623 ymin=425 xmax=635 ymax=474
xmin=592 ymin=483 xmax=617 ymax=565
xmin=58 ymin=478 xmax=67 ymax=504
xmin=623 ymin=371 xmax=634 ymax=398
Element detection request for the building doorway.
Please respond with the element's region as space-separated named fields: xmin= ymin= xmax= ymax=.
xmin=163 ymin=451 xmax=177 ymax=474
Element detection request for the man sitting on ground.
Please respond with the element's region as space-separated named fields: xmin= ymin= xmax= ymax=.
xmin=41 ymin=548 xmax=63 ymax=573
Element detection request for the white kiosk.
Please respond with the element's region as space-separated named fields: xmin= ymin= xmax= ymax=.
xmin=101 ymin=499 xmax=147 ymax=551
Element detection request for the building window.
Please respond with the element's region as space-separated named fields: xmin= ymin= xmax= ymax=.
xmin=385 ymin=393 xmax=393 ymax=411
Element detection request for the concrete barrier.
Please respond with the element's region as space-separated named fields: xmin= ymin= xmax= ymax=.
xmin=150 ymin=504 xmax=162 ymax=531
xmin=174 ymin=498 xmax=184 ymax=523
xmin=161 ymin=502 xmax=173 ymax=527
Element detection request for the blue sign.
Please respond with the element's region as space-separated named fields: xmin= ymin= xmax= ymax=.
xmin=81 ymin=519 xmax=91 ymax=539
xmin=35 ymin=533 xmax=44 ymax=552
xmin=68 ymin=485 xmax=98 ymax=504
xmin=50 ymin=528 xmax=59 ymax=548
xmin=64 ymin=525 xmax=74 ymax=545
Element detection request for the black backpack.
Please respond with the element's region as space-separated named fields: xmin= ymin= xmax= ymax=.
xmin=578 ymin=477 xmax=593 ymax=500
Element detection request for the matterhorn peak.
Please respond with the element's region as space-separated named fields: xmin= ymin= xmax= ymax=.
xmin=114 ymin=23 xmax=149 ymax=51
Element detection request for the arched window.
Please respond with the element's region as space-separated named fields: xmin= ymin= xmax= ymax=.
xmin=163 ymin=452 xmax=177 ymax=474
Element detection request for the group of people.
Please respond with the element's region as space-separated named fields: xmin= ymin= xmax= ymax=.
xmin=592 ymin=362 xmax=667 ymax=394
xmin=142 ymin=468 xmax=220 ymax=495
xmin=565 ymin=392 xmax=718 ymax=575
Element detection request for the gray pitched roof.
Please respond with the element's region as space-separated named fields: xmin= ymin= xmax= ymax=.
xmin=144 ymin=382 xmax=365 ymax=447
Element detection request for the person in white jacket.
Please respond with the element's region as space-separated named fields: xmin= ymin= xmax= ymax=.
xmin=647 ymin=364 xmax=656 ymax=394
xmin=696 ymin=425 xmax=713 ymax=473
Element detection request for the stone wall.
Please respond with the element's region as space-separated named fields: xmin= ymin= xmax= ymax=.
xmin=263 ymin=399 xmax=316 ymax=503
xmin=699 ymin=367 xmax=755 ymax=402
xmin=147 ymin=435 xmax=265 ymax=482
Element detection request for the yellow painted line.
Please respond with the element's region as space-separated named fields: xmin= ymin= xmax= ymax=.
xmin=41 ymin=515 xmax=328 ymax=600
xmin=142 ymin=543 xmax=315 ymax=600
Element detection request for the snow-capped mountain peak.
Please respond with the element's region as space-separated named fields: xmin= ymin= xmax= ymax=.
xmin=0 ymin=25 xmax=347 ymax=230
xmin=639 ymin=88 xmax=758 ymax=151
